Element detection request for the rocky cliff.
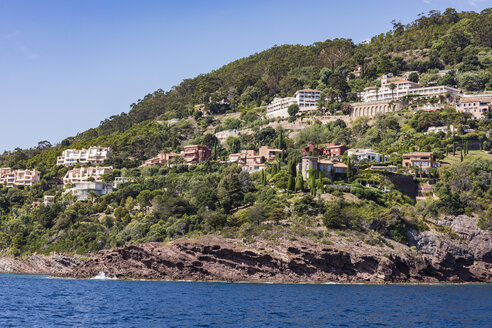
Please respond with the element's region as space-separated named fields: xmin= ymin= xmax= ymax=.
xmin=2 ymin=215 xmax=490 ymax=283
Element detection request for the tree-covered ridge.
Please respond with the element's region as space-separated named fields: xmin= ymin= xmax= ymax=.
xmin=61 ymin=8 xmax=492 ymax=141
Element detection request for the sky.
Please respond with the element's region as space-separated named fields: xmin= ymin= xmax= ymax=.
xmin=0 ymin=0 xmax=489 ymax=152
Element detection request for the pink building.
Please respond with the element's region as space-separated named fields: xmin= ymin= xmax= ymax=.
xmin=0 ymin=168 xmax=40 ymax=187
xmin=183 ymin=145 xmax=211 ymax=163
xmin=259 ymin=146 xmax=283 ymax=161
xmin=456 ymin=98 xmax=488 ymax=119
xmin=139 ymin=152 xmax=178 ymax=168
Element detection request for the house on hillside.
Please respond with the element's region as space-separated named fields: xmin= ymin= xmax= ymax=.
xmin=456 ymin=98 xmax=488 ymax=119
xmin=183 ymin=145 xmax=211 ymax=163
xmin=347 ymin=148 xmax=385 ymax=163
xmin=215 ymin=130 xmax=240 ymax=143
xmin=259 ymin=146 xmax=282 ymax=161
xmin=402 ymin=152 xmax=438 ymax=171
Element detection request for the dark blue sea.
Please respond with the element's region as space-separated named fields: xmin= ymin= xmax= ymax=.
xmin=0 ymin=274 xmax=490 ymax=327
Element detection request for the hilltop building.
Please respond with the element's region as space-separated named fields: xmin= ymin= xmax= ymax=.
xmin=56 ymin=146 xmax=111 ymax=166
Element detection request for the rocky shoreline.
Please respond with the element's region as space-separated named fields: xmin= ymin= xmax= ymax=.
xmin=1 ymin=215 xmax=490 ymax=283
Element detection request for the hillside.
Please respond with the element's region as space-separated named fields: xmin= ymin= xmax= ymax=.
xmin=0 ymin=8 xmax=491 ymax=283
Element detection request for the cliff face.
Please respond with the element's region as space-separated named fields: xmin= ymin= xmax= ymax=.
xmin=2 ymin=215 xmax=490 ymax=283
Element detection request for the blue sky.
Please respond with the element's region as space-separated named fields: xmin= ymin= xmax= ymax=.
xmin=0 ymin=0 xmax=489 ymax=152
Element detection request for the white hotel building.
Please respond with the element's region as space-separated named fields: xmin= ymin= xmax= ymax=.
xmin=57 ymin=146 xmax=111 ymax=166
xmin=362 ymin=76 xmax=460 ymax=103
xmin=266 ymin=89 xmax=321 ymax=119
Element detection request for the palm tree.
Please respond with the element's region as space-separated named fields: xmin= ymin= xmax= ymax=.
xmin=389 ymin=83 xmax=396 ymax=100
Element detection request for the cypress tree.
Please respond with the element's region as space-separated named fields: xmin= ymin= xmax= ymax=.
xmin=310 ymin=175 xmax=316 ymax=196
xmin=346 ymin=157 xmax=352 ymax=182
xmin=295 ymin=172 xmax=304 ymax=192
xmin=317 ymin=175 xmax=324 ymax=194
xmin=288 ymin=160 xmax=297 ymax=177
xmin=287 ymin=175 xmax=295 ymax=193
xmin=460 ymin=149 xmax=463 ymax=162
xmin=453 ymin=143 xmax=456 ymax=156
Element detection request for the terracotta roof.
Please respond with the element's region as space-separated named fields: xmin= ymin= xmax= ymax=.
xmin=333 ymin=163 xmax=347 ymax=168
xmin=403 ymin=152 xmax=433 ymax=156
xmin=460 ymin=98 xmax=480 ymax=103
xmin=297 ymin=89 xmax=320 ymax=92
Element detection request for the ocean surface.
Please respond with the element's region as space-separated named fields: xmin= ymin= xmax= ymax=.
xmin=0 ymin=274 xmax=490 ymax=327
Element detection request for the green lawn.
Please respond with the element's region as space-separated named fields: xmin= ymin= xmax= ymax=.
xmin=442 ymin=150 xmax=492 ymax=166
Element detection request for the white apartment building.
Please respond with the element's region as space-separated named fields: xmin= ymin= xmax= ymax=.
xmin=265 ymin=89 xmax=321 ymax=119
xmin=362 ymin=76 xmax=460 ymax=103
xmin=265 ymin=97 xmax=297 ymax=119
xmin=295 ymin=89 xmax=321 ymax=113
xmin=347 ymin=149 xmax=385 ymax=163
xmin=113 ymin=177 xmax=129 ymax=189
xmin=0 ymin=168 xmax=40 ymax=187
xmin=72 ymin=182 xmax=113 ymax=201
xmin=56 ymin=146 xmax=111 ymax=166
xmin=427 ymin=125 xmax=455 ymax=134
xmin=215 ymin=129 xmax=240 ymax=143
xmin=63 ymin=166 xmax=113 ymax=186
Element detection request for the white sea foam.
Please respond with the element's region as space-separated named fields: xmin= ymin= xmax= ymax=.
xmin=90 ymin=271 xmax=118 ymax=280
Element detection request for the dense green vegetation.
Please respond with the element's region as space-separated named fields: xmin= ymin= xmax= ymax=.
xmin=0 ymin=8 xmax=491 ymax=256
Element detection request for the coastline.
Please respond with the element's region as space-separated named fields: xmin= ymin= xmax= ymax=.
xmin=2 ymin=271 xmax=491 ymax=285
xmin=2 ymin=232 xmax=491 ymax=284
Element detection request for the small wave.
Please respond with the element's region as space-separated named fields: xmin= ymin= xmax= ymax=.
xmin=90 ymin=272 xmax=118 ymax=280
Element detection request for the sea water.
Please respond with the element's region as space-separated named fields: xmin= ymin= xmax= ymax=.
xmin=0 ymin=274 xmax=490 ymax=327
